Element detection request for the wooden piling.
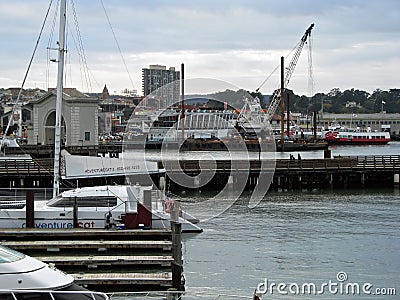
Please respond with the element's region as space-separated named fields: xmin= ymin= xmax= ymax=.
xmin=170 ymin=201 xmax=183 ymax=291
xmin=25 ymin=191 xmax=35 ymax=228
xmin=73 ymin=196 xmax=78 ymax=228
xmin=143 ymin=189 xmax=152 ymax=210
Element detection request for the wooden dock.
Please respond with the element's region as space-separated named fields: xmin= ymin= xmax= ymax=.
xmin=0 ymin=228 xmax=183 ymax=292
xmin=161 ymin=155 xmax=400 ymax=191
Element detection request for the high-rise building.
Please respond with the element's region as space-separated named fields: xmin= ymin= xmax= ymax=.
xmin=142 ymin=65 xmax=180 ymax=105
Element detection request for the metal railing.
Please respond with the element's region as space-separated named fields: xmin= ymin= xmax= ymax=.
xmin=0 ymin=289 xmax=109 ymax=300
xmin=108 ymin=290 xmax=251 ymax=299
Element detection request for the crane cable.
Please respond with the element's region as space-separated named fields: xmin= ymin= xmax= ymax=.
xmin=69 ymin=0 xmax=95 ymax=92
xmin=307 ymin=33 xmax=315 ymax=99
xmin=100 ymin=0 xmax=135 ymax=92
xmin=256 ymin=40 xmax=301 ymax=93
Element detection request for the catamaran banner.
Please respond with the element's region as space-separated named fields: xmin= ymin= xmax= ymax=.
xmin=62 ymin=155 xmax=159 ymax=179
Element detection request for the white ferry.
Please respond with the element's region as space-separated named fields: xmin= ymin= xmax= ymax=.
xmin=324 ymin=130 xmax=391 ymax=145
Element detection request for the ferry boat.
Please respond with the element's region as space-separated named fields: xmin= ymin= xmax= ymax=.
xmin=324 ymin=130 xmax=391 ymax=145
xmin=0 ymin=184 xmax=202 ymax=233
xmin=0 ymin=245 xmax=108 ymax=299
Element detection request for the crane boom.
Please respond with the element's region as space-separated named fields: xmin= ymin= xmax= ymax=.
xmin=264 ymin=23 xmax=314 ymax=121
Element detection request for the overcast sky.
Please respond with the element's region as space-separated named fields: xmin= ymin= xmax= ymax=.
xmin=0 ymin=0 xmax=399 ymax=96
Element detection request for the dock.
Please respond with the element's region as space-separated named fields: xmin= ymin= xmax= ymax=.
xmin=0 ymin=228 xmax=183 ymax=292
xmin=161 ymin=155 xmax=400 ymax=191
xmin=1 ymin=153 xmax=400 ymax=191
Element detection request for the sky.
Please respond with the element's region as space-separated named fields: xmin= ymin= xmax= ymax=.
xmin=0 ymin=0 xmax=399 ymax=97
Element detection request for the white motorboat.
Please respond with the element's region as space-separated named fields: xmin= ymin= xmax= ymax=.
xmin=0 ymin=244 xmax=108 ymax=299
xmin=0 ymin=184 xmax=202 ymax=233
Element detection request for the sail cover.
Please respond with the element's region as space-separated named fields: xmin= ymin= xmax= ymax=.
xmin=62 ymin=154 xmax=159 ymax=179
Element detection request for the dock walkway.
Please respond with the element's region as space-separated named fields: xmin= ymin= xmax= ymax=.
xmin=0 ymin=228 xmax=182 ymax=292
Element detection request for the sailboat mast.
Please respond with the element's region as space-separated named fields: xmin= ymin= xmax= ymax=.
xmin=53 ymin=0 xmax=66 ymax=198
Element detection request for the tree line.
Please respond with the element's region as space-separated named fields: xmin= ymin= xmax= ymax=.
xmin=253 ymin=88 xmax=400 ymax=115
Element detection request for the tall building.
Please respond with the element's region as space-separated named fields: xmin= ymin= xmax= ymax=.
xmin=142 ymin=65 xmax=180 ymax=105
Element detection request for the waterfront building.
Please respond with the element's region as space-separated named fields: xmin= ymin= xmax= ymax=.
xmin=26 ymin=88 xmax=100 ymax=146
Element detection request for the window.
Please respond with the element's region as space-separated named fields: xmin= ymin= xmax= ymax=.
xmin=0 ymin=245 xmax=24 ymax=263
xmin=84 ymin=131 xmax=91 ymax=141
xmin=48 ymin=196 xmax=118 ymax=208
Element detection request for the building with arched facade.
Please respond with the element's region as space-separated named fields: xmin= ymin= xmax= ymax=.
xmin=26 ymin=88 xmax=100 ymax=146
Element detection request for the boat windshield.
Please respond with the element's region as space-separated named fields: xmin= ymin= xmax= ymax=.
xmin=0 ymin=245 xmax=24 ymax=263
xmin=47 ymin=195 xmax=118 ymax=208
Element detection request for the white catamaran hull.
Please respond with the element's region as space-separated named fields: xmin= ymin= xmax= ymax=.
xmin=0 ymin=185 xmax=202 ymax=233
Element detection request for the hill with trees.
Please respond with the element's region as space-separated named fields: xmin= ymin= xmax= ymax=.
xmin=250 ymin=88 xmax=400 ymax=115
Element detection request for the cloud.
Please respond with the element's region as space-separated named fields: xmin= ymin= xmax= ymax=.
xmin=0 ymin=0 xmax=398 ymax=95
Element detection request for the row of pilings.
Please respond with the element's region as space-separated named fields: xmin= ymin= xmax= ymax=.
xmin=165 ymin=170 xmax=397 ymax=192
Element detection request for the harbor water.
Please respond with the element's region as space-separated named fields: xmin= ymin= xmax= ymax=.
xmin=182 ymin=189 xmax=399 ymax=299
xmin=179 ymin=143 xmax=400 ymax=299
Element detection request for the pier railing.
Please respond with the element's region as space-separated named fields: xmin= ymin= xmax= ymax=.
xmin=0 ymin=158 xmax=53 ymax=175
xmin=161 ymin=155 xmax=400 ymax=173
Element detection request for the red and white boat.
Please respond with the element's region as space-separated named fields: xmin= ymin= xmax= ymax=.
xmin=324 ymin=130 xmax=391 ymax=145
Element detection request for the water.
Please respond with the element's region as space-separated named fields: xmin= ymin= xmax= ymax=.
xmin=176 ymin=143 xmax=400 ymax=299
xmin=182 ymin=190 xmax=400 ymax=299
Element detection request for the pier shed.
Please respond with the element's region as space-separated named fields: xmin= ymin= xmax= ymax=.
xmin=26 ymin=88 xmax=100 ymax=146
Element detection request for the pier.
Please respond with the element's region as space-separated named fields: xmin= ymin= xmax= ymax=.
xmin=159 ymin=155 xmax=400 ymax=191
xmin=272 ymin=155 xmax=400 ymax=190
xmin=1 ymin=155 xmax=400 ymax=190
